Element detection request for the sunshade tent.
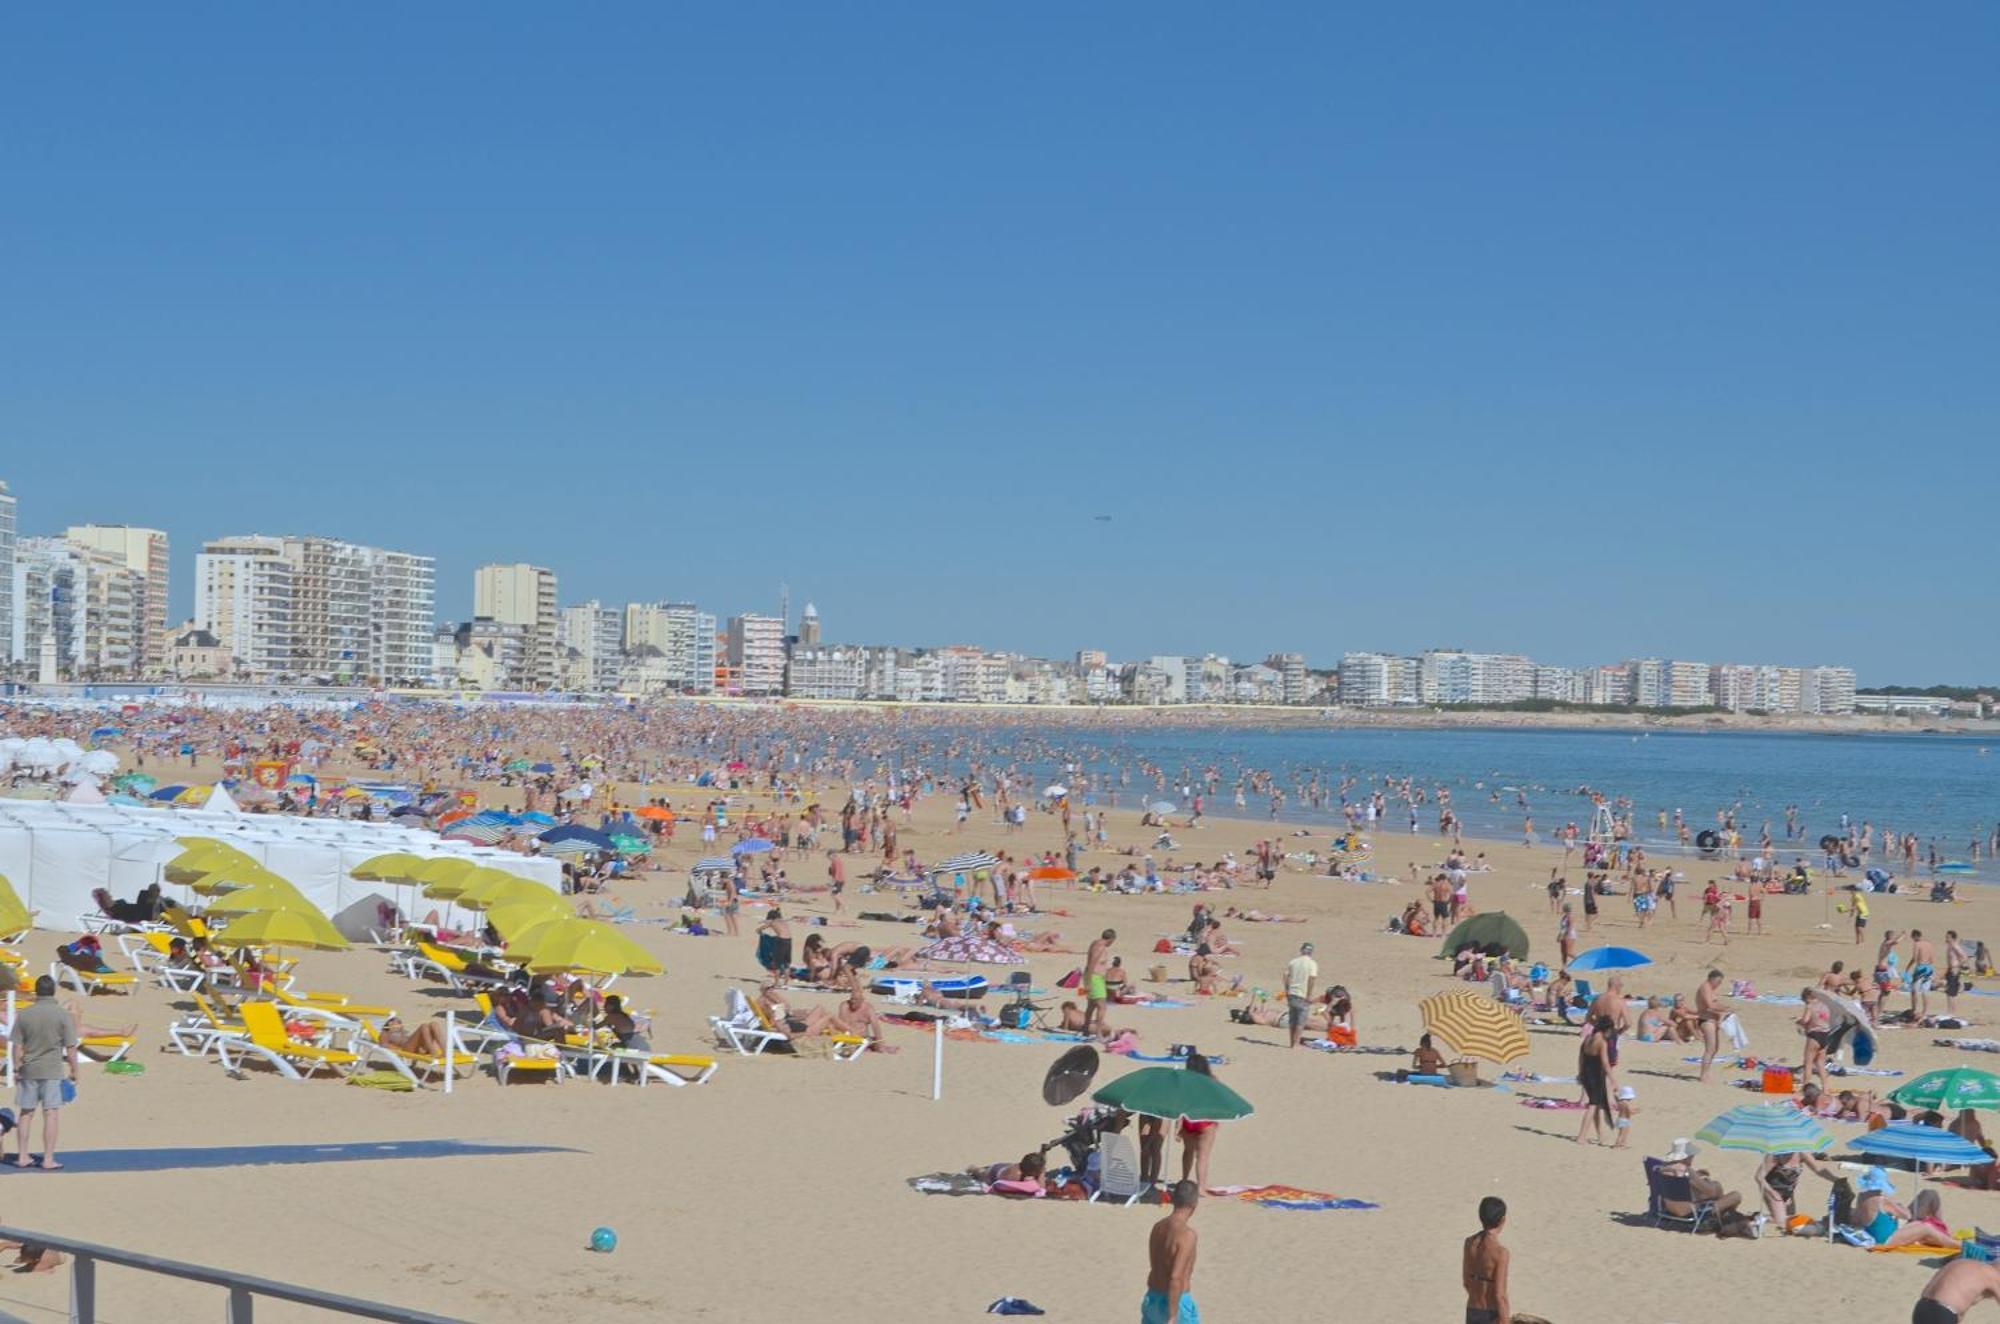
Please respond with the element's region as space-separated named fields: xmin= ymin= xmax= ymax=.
xmin=505 ymin=919 xmax=662 ymax=976
xmin=1418 ymin=991 xmax=1530 ymax=1064
xmin=1438 ymin=912 xmax=1530 ymax=960
xmin=1092 ymin=1066 xmax=1253 ymax=1122
xmin=1890 ymin=1068 xmax=2000 ymax=1113
xmin=1567 ymin=946 xmax=1653 ymax=972
xmin=1850 ymin=1122 xmax=1989 ymax=1166
xmin=1695 ymin=1105 xmax=1832 ymax=1155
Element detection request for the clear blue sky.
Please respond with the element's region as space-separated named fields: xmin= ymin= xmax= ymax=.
xmin=4 ymin=6 xmax=1995 ymax=682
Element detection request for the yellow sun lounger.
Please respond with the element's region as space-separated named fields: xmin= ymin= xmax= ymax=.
xmin=354 ymin=1020 xmax=479 ymax=1086
xmin=219 ymin=1002 xmax=361 ymax=1081
xmin=49 ymin=961 xmax=138 ymax=997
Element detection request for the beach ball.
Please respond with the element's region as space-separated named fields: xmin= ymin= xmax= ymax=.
xmin=589 ymin=1226 xmax=617 ymax=1253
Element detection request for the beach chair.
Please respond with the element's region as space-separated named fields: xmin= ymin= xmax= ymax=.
xmin=50 ymin=960 xmax=138 ymax=997
xmin=121 ymin=932 xmax=206 ymax=993
xmin=492 ymin=1045 xmax=565 ymax=1085
xmin=1643 ymin=1158 xmax=1716 ymax=1233
xmin=275 ymin=987 xmax=395 ymax=1020
xmin=408 ymin=941 xmax=506 ymax=993
xmin=217 ymin=1001 xmax=362 ymax=1081
xmin=167 ymin=993 xmax=249 ymax=1058
xmin=567 ymin=1031 xmax=719 ymax=1087
xmin=354 ymin=1020 xmax=479 ymax=1086
xmin=710 ymin=988 xmax=789 ymax=1055
xmin=1091 ymin=1133 xmax=1149 ymax=1206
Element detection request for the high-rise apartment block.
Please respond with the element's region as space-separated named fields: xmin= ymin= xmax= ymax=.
xmin=473 ymin=564 xmax=559 ymax=689
xmin=0 ymin=481 xmax=14 ymax=670
xmin=725 ymin=613 xmax=786 ymax=695
xmin=558 ymin=600 xmax=624 ymax=691
xmin=63 ymin=525 xmax=169 ymax=675
xmin=7 ymin=537 xmax=146 ymax=679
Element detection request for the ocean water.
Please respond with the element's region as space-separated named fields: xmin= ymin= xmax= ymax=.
xmin=929 ymin=725 xmax=2000 ymax=862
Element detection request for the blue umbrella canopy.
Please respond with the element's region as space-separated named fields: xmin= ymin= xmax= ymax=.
xmin=530 ymin=762 xmax=556 ymax=773
xmin=1695 ymin=1105 xmax=1833 ymax=1155
xmin=1567 ymin=946 xmax=1653 ymax=972
xmin=1850 ymin=1122 xmax=1990 ymax=1166
xmin=731 ymin=838 xmax=776 ymax=856
xmin=540 ymin=825 xmax=616 ymax=850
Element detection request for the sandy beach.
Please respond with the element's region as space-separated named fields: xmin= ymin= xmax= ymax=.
xmin=0 ymin=747 xmax=1991 ymax=1324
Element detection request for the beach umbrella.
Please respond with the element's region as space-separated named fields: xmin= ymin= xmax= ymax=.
xmin=1418 ymin=991 xmax=1531 ymax=1065
xmin=174 ymin=785 xmax=212 ymax=806
xmin=206 ymin=881 xmax=312 ymax=917
xmin=1694 ymin=1105 xmax=1833 ymax=1155
xmin=1091 ymin=1066 xmax=1253 ymax=1122
xmin=187 ymin=864 xmax=291 ymax=897
xmin=211 ymin=906 xmax=349 ymax=952
xmin=165 ymin=844 xmax=257 ymax=887
xmin=531 ymin=762 xmax=556 ymax=774
xmin=1027 ymin=866 xmax=1074 ymax=882
xmin=504 ymin=759 xmax=531 ymax=772
xmin=518 ymin=811 xmax=558 ymax=826
xmin=1146 ymin=801 xmax=1178 ymax=816
xmin=1042 ymin=785 xmax=1067 ymax=799
xmin=1567 ymin=946 xmax=1653 ymax=973
xmin=416 ymin=857 xmax=481 ymax=899
xmin=1044 ymin=1045 xmax=1101 ymax=1107
xmin=1849 ymin=1122 xmax=1990 ymax=1166
xmin=149 ymin=785 xmax=189 ymax=801
xmin=1437 ymin=912 xmax=1530 ymax=960
xmin=351 ymin=852 xmax=432 ymax=884
xmin=634 ymin=806 xmax=675 ymax=822
xmin=485 ymin=897 xmax=571 ymax=943
xmin=113 ymin=772 xmax=156 ymax=794
xmin=443 ymin=819 xmax=512 ymax=845
xmin=691 ymin=857 xmax=736 ymax=878
xmin=506 ymin=919 xmax=662 ymax=977
xmin=540 ymin=825 xmax=616 ymax=852
xmin=731 ymin=837 xmax=775 ymax=856
xmin=454 ymin=872 xmax=553 ymax=911
xmin=936 ymin=851 xmax=999 ymax=874
xmin=609 ymin=833 xmax=651 ymax=856
xmin=1890 ymin=1068 xmax=2000 ymax=1114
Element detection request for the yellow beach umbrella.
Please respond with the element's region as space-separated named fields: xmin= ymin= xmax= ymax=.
xmin=455 ymin=872 xmax=554 ymax=911
xmin=205 ymin=879 xmax=312 ymax=916
xmin=506 ymin=919 xmax=662 ymax=977
xmin=165 ymin=843 xmax=258 ymax=887
xmin=484 ymin=897 xmax=571 ymax=944
xmin=351 ymin=852 xmax=432 ymax=884
xmin=210 ymin=906 xmax=349 ymax=952
xmin=186 ymin=863 xmax=291 ymax=897
xmin=0 ymin=876 xmax=30 ymax=937
xmin=416 ymin=857 xmax=480 ymax=899
xmin=1418 ymin=990 xmax=1531 ymax=1065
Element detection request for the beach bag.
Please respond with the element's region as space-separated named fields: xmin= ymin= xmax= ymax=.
xmin=1446 ymin=1061 xmax=1481 ymax=1088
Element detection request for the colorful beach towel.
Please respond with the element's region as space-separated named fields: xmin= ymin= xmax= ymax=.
xmin=1206 ymin=1184 xmax=1380 ymax=1212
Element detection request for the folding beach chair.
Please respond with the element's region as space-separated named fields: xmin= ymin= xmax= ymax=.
xmin=1091 ymin=1133 xmax=1150 ymax=1206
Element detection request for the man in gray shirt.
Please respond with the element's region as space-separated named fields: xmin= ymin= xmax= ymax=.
xmin=10 ymin=976 xmax=78 ymax=1170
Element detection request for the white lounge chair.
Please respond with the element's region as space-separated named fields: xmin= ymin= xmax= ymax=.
xmin=1091 ymin=1132 xmax=1150 ymax=1206
xmin=709 ymin=987 xmax=788 ymax=1055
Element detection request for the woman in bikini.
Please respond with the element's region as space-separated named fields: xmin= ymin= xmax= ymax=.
xmin=1177 ymin=1054 xmax=1223 ymax=1191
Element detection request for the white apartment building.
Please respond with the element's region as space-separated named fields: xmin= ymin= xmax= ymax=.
xmin=195 ymin=536 xmax=296 ymax=680
xmin=625 ymin=601 xmax=715 ymax=693
xmin=1339 ymin=652 xmax=1421 ymax=706
xmin=283 ymin=537 xmax=372 ymax=682
xmin=474 ymin=564 xmax=559 ymax=689
xmin=557 ymin=600 xmax=623 ymax=692
xmin=65 ymin=525 xmax=169 ymax=675
xmin=1265 ymin=652 xmax=1310 ymax=704
xmin=10 ymin=538 xmax=146 ymax=679
xmin=786 ymin=644 xmax=867 ymax=700
xmin=0 ymin=481 xmax=14 ymax=675
xmin=367 ymin=547 xmax=436 ymax=686
xmin=1806 ymin=665 xmax=1857 ymax=715
xmin=725 ymin=613 xmax=786 ymax=695
xmin=1666 ymin=659 xmax=1712 ymax=708
xmin=1709 ymin=664 xmax=1760 ymax=712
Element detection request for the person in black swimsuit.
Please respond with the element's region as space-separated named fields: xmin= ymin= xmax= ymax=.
xmin=1462 ymin=1196 xmax=1510 ymax=1324
xmin=1576 ymin=1014 xmax=1617 ymax=1146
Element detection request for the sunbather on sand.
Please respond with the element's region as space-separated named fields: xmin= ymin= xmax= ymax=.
xmin=378 ymin=1014 xmax=449 ymax=1057
xmin=62 ymin=1001 xmax=136 ymax=1043
xmin=756 ymin=985 xmax=834 ymax=1038
xmin=1235 ymin=999 xmax=1329 ymax=1032
xmin=1224 ymin=907 xmax=1305 ymax=923
xmin=1058 ymin=1001 xmax=1125 ymax=1039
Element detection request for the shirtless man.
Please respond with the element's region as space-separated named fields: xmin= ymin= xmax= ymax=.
xmin=1914 ymin=1257 xmax=2000 ymax=1323
xmin=1463 ymin=1196 xmax=1511 ymax=1324
xmin=1695 ymin=970 xmax=1728 ymax=1083
xmin=1819 ymin=960 xmax=1847 ymax=993
xmin=828 ymin=986 xmax=892 ymax=1053
xmin=1947 ymin=931 xmax=1970 ymax=1018
xmin=1430 ymin=874 xmax=1453 ymax=932
xmin=1910 ymin=929 xmax=1937 ymax=1020
xmin=1084 ymin=929 xmax=1116 ymax=1038
xmin=1143 ymin=1180 xmax=1200 ymax=1324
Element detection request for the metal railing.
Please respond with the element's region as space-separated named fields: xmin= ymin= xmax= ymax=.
xmin=0 ymin=1227 xmax=466 ymax=1324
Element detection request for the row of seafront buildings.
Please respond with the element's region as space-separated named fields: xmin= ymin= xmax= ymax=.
xmin=1336 ymin=649 xmax=1860 ymax=715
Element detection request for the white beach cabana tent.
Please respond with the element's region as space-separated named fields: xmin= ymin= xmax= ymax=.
xmin=0 ymin=800 xmax=562 ymax=938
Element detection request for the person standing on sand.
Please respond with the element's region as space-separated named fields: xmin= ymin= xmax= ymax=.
xmin=1142 ymin=1180 xmax=1200 ymax=1324
xmin=1914 ymin=1257 xmax=2000 ymax=1323
xmin=1695 ymin=970 xmax=1728 ymax=1082
xmin=1463 ymin=1196 xmax=1511 ymax=1324
xmin=1854 ymin=889 xmax=1870 ymax=946
xmin=1557 ymin=904 xmax=1576 ymax=969
xmin=826 ymin=850 xmax=846 ymax=915
xmin=1085 ymin=930 xmax=1116 ymax=1038
xmin=9 ymin=975 xmax=78 ymax=1170
xmin=1284 ymin=942 xmax=1319 ymax=1049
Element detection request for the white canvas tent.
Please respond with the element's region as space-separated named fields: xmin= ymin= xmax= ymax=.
xmin=0 ymin=801 xmax=562 ymax=938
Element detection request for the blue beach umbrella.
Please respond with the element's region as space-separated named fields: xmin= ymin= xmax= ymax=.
xmin=1849 ymin=1122 xmax=1989 ymax=1166
xmin=538 ymin=825 xmax=617 ymax=856
xmin=1567 ymin=946 xmax=1653 ymax=973
xmin=530 ymin=762 xmax=556 ymax=773
xmin=1695 ymin=1105 xmax=1833 ymax=1155
xmin=731 ymin=838 xmax=775 ymax=856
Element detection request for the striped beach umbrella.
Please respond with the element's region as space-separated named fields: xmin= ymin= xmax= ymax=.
xmin=1850 ymin=1122 xmax=1990 ymax=1166
xmin=690 ymin=857 xmax=736 ymax=878
xmin=936 ymin=851 xmax=999 ymax=874
xmin=1890 ymin=1068 xmax=2000 ymax=1113
xmin=1418 ymin=991 xmax=1530 ymax=1065
xmin=1695 ymin=1105 xmax=1833 ymax=1155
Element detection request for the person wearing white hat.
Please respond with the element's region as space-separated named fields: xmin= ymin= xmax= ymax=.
xmin=1656 ymin=1140 xmax=1746 ymax=1225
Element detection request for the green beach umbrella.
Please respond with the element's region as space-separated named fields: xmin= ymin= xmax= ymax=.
xmin=1890 ymin=1067 xmax=2000 ymax=1113
xmin=1694 ymin=1104 xmax=1832 ymax=1155
xmin=1091 ymin=1066 xmax=1254 ymax=1122
xmin=609 ymin=832 xmax=651 ymax=856
xmin=1437 ymin=912 xmax=1530 ymax=960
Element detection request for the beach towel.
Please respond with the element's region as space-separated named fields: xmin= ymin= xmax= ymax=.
xmin=1504 ymin=1071 xmax=1577 ymax=1084
xmin=1828 ymin=1064 xmax=1904 ymax=1077
xmin=1306 ymin=1042 xmax=1406 ymax=1056
xmin=1520 ymin=1096 xmax=1587 ymax=1110
xmin=1937 ymin=1038 xmax=2000 ymax=1054
xmin=1205 ymin=1184 xmax=1380 ymax=1212
xmin=1869 ymin=1243 xmax=1957 ymax=1256
xmin=1752 ymin=994 xmax=1806 ymax=1007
